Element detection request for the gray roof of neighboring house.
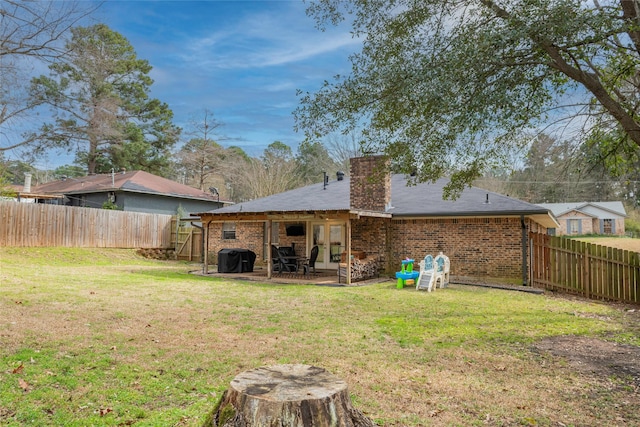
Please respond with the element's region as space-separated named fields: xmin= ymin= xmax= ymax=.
xmin=206 ymin=175 xmax=554 ymax=220
xmin=33 ymin=170 xmax=224 ymax=203
xmin=537 ymin=201 xmax=627 ymax=218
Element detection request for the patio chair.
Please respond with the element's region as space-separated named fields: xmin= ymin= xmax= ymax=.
xmin=301 ymin=245 xmax=319 ymax=277
xmin=275 ymin=246 xmax=299 ymax=274
xmin=271 ymin=245 xmax=282 ymax=272
xmin=434 ymin=253 xmax=447 ymax=289
xmin=416 ymin=254 xmax=439 ymax=292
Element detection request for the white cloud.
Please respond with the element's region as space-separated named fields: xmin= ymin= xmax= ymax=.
xmin=181 ymin=5 xmax=361 ymax=70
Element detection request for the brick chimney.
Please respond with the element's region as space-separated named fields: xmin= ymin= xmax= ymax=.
xmin=349 ymin=155 xmax=391 ymax=212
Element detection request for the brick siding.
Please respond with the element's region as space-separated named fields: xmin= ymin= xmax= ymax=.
xmin=207 ymin=216 xmax=544 ymax=283
xmin=351 ymin=215 xmax=542 ymax=283
xmin=207 ymin=222 xmax=264 ymax=264
xmin=207 ymin=222 xmax=308 ymax=265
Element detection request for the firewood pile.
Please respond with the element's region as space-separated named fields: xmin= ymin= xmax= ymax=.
xmin=338 ymin=256 xmax=378 ymax=282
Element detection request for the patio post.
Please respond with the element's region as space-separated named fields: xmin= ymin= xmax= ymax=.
xmin=267 ymin=219 xmax=272 ymax=279
xmin=346 ymin=219 xmax=352 ymax=285
xmin=203 ymin=220 xmax=211 ymax=274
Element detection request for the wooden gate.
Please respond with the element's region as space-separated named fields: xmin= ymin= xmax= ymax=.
xmin=171 ymin=218 xmax=203 ymax=261
xmin=530 ymin=233 xmax=640 ymax=304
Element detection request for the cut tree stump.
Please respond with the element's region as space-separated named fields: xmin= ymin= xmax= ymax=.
xmin=202 ymin=364 xmax=375 ymax=427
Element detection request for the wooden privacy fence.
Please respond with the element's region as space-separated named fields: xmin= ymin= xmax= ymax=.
xmin=170 ymin=217 xmax=203 ymax=261
xmin=0 ymin=201 xmax=172 ymax=248
xmin=530 ymin=233 xmax=640 ymax=304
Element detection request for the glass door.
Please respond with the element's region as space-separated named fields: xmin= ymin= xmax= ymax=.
xmin=312 ymin=224 xmax=326 ymax=269
xmin=311 ymin=222 xmax=345 ymax=269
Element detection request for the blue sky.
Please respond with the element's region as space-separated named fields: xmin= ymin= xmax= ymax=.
xmin=4 ymin=1 xmax=361 ymax=169
xmin=92 ymin=0 xmax=360 ymax=157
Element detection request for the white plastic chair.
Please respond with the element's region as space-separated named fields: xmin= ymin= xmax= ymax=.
xmin=434 ymin=252 xmax=449 ymax=289
xmin=416 ymin=254 xmax=437 ymax=291
xmin=441 ymin=253 xmax=450 ymax=287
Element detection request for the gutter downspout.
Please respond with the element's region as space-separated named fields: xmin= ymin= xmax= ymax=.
xmin=521 ymin=215 xmax=528 ymax=286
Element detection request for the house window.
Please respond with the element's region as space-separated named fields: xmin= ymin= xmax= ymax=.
xmin=568 ymin=219 xmax=580 ymax=235
xmin=602 ymin=219 xmax=613 ymax=234
xmin=222 ymin=222 xmax=236 ymax=240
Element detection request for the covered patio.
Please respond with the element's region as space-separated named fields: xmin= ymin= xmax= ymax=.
xmin=198 ymin=208 xmax=390 ymax=285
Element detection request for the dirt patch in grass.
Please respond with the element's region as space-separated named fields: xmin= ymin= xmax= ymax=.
xmin=532 ymin=335 xmax=640 ymax=386
xmin=532 ymin=295 xmax=640 ymax=387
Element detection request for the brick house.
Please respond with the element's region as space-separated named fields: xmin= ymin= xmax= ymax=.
xmin=196 ymin=156 xmax=558 ymax=285
xmin=536 ymin=202 xmax=627 ymax=236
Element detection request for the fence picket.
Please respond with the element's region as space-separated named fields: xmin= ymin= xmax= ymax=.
xmin=582 ymin=241 xmax=590 ymax=299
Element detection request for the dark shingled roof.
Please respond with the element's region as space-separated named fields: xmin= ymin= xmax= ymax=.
xmin=212 ymin=177 xmax=350 ymax=214
xmin=33 ymin=170 xmax=222 ymax=202
xmin=207 ymin=175 xmax=555 ymax=222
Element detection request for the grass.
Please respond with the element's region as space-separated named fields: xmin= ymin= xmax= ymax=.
xmin=1 ymin=247 xmax=638 ymax=426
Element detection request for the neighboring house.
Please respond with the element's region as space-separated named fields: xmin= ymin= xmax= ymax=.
xmin=196 ymin=156 xmax=558 ymax=285
xmin=2 ymin=174 xmax=64 ymax=204
xmin=31 ymin=170 xmax=227 ymax=216
xmin=536 ymin=202 xmax=627 ymax=236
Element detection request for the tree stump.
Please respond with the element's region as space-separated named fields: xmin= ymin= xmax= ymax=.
xmin=202 ymin=364 xmax=375 ymax=427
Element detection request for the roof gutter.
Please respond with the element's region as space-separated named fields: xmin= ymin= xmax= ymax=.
xmin=392 ymin=211 xmax=559 ymax=228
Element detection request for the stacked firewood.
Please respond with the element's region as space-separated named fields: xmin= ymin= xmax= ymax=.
xmin=345 ymin=256 xmax=378 ymax=281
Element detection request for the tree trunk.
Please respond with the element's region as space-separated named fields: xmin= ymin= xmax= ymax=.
xmin=202 ymin=364 xmax=375 ymax=427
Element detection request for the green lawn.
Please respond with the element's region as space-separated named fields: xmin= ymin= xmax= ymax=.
xmin=0 ymin=247 xmax=638 ymax=426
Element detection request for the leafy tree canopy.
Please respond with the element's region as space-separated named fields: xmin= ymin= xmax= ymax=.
xmin=0 ymin=158 xmax=35 ymax=185
xmin=30 ymin=23 xmax=180 ymax=174
xmin=53 ymin=164 xmax=85 ymax=180
xmin=296 ymin=0 xmax=640 ymax=198
xmin=226 ymin=146 xmax=250 ymax=162
xmin=296 ymin=140 xmax=340 ymax=185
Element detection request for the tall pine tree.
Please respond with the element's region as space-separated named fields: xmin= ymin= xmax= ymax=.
xmin=30 ymin=24 xmax=179 ymax=174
